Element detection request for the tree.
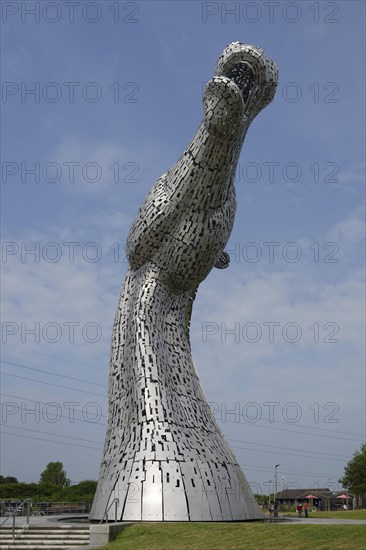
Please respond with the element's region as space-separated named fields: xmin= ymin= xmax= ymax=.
xmin=71 ymin=480 xmax=97 ymax=495
xmin=59 ymin=480 xmax=97 ymax=502
xmin=339 ymin=444 xmax=366 ymax=505
xmin=39 ymin=462 xmax=70 ymax=487
xmin=0 ymin=476 xmax=18 ymax=484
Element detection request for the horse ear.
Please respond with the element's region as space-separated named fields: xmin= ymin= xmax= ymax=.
xmin=215 ymin=251 xmax=230 ymax=269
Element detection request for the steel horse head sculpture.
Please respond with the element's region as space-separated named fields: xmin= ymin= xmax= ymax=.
xmin=91 ymin=42 xmax=278 ymax=522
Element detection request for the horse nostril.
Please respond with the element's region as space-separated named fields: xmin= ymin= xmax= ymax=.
xmin=226 ymin=62 xmax=255 ymax=105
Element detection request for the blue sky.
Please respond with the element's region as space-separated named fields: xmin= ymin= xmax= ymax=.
xmin=1 ymin=0 xmax=365 ymax=498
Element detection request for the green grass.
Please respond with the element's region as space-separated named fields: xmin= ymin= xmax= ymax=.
xmin=99 ymin=522 xmax=366 ymax=550
xmin=285 ymin=509 xmax=366 ymax=520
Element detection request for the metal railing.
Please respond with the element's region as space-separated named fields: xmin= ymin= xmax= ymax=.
xmin=0 ymin=498 xmax=32 ymax=541
xmin=100 ymin=498 xmax=119 ymax=523
xmin=0 ymin=501 xmax=93 ymax=517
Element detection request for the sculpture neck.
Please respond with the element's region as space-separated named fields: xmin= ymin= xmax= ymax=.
xmin=165 ymin=121 xmax=250 ymax=209
xmin=189 ymin=121 xmax=248 ymax=168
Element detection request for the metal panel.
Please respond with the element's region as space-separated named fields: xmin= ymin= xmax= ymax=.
xmin=161 ymin=462 xmax=189 ymax=521
xmin=121 ymin=460 xmax=144 ymax=520
xmin=141 ymin=461 xmax=163 ymax=521
xmin=179 ymin=460 xmax=212 ymax=521
xmin=197 ymin=461 xmax=223 ymax=521
xmin=108 ymin=458 xmax=134 ymax=521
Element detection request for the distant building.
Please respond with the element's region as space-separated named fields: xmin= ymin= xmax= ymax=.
xmin=276 ymin=488 xmax=342 ymax=511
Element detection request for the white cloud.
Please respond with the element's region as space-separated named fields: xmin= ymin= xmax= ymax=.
xmin=326 ymin=205 xmax=365 ymax=245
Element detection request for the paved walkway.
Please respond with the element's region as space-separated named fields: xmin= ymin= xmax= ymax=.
xmin=279 ymin=517 xmax=366 ymax=525
xmin=2 ymin=514 xmax=365 ymax=527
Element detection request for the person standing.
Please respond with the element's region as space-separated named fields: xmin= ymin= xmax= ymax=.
xmin=303 ymin=501 xmax=309 ymax=518
xmin=296 ymin=503 xmax=303 ymax=518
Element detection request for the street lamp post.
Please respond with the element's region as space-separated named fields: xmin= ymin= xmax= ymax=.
xmin=274 ymin=464 xmax=281 ymax=504
xmin=264 ymin=480 xmax=272 ymax=508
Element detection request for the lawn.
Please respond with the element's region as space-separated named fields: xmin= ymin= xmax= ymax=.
xmin=285 ymin=509 xmax=366 ymax=520
xmin=99 ymin=522 xmax=366 ymax=550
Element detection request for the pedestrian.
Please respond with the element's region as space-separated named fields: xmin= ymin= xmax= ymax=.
xmin=268 ymin=502 xmax=274 ymax=517
xmin=303 ymin=500 xmax=309 ymax=518
xmin=296 ymin=503 xmax=303 ymax=518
